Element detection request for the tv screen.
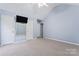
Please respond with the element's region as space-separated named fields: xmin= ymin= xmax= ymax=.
xmin=16 ymin=15 xmax=28 ymax=23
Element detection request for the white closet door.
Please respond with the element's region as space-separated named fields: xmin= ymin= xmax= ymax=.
xmin=26 ymin=20 xmax=33 ymax=40
xmin=1 ymin=15 xmax=15 ymax=45
xmin=16 ymin=23 xmax=26 ymax=42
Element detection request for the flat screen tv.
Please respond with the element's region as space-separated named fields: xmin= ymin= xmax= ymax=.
xmin=16 ymin=15 xmax=28 ymax=23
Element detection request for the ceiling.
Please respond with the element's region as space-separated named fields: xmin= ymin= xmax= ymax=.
xmin=0 ymin=3 xmax=59 ymax=19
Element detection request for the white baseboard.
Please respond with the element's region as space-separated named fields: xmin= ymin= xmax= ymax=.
xmin=44 ymin=37 xmax=79 ymax=46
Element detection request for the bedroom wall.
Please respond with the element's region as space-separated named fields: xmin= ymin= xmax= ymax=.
xmin=43 ymin=4 xmax=79 ymax=44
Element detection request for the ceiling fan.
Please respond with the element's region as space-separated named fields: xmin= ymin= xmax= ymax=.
xmin=38 ymin=3 xmax=48 ymax=8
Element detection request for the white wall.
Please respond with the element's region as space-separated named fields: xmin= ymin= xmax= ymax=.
xmin=43 ymin=4 xmax=79 ymax=44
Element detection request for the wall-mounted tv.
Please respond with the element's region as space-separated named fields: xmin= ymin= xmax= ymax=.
xmin=16 ymin=15 xmax=28 ymax=23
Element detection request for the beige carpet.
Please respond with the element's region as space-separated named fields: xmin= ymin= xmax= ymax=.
xmin=0 ymin=39 xmax=79 ymax=56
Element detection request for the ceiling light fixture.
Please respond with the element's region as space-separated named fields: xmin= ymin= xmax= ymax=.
xmin=38 ymin=3 xmax=48 ymax=8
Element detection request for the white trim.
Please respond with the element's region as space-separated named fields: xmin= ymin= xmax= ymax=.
xmin=44 ymin=37 xmax=79 ymax=46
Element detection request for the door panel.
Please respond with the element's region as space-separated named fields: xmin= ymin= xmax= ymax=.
xmin=16 ymin=23 xmax=26 ymax=42
xmin=1 ymin=15 xmax=15 ymax=45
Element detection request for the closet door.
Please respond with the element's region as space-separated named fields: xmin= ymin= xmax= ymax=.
xmin=16 ymin=22 xmax=26 ymax=42
xmin=1 ymin=15 xmax=15 ymax=45
xmin=26 ymin=20 xmax=33 ymax=40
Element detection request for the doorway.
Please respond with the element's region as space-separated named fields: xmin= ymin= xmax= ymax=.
xmin=15 ymin=22 xmax=26 ymax=43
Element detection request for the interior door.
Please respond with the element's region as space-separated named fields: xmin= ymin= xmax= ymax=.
xmin=16 ymin=22 xmax=26 ymax=42
xmin=1 ymin=15 xmax=15 ymax=45
xmin=26 ymin=20 xmax=33 ymax=40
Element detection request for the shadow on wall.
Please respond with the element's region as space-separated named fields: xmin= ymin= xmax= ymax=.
xmin=52 ymin=4 xmax=71 ymax=14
